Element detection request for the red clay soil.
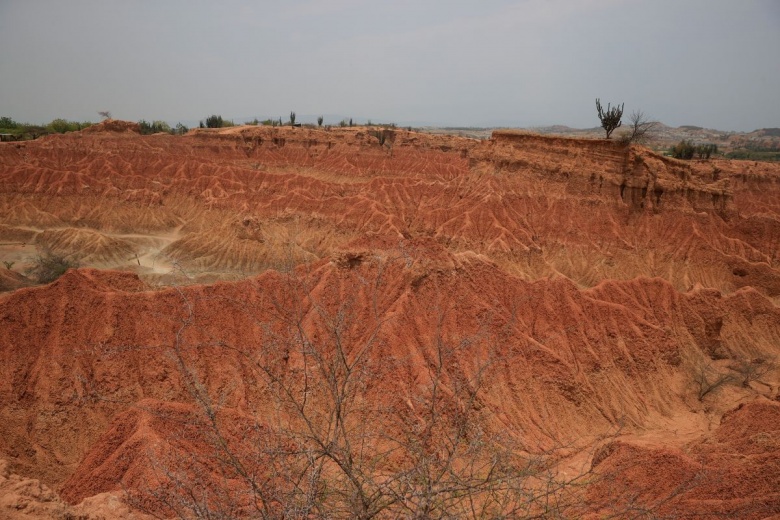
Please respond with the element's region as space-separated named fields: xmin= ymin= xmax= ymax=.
xmin=0 ymin=122 xmax=779 ymax=518
xmin=586 ymin=399 xmax=780 ymax=519
xmin=0 ymin=268 xmax=32 ymax=292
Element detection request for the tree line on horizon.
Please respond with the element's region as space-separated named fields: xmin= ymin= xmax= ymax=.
xmin=3 ymin=110 xmax=776 ymax=162
xmin=0 ymin=115 xmax=192 ymax=139
xmin=0 ymin=116 xmax=94 ymax=140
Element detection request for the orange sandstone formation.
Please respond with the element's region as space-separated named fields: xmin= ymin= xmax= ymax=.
xmin=0 ymin=122 xmax=778 ymax=518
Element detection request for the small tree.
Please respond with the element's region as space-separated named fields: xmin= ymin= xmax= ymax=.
xmin=0 ymin=116 xmax=19 ymax=129
xmin=204 ymin=115 xmax=224 ymax=128
xmin=596 ymin=99 xmax=624 ymax=139
xmin=317 ymin=116 xmax=323 ymax=127
xmin=98 ymin=111 xmax=111 ymax=120
xmin=48 ymin=118 xmax=73 ymax=133
xmin=289 ymin=111 xmax=296 ymax=126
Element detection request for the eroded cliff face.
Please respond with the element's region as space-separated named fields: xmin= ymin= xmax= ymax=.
xmin=4 ymin=123 xmax=778 ymax=292
xmin=485 ymin=130 xmax=735 ymax=215
xmin=1 ymin=123 xmax=779 ymax=518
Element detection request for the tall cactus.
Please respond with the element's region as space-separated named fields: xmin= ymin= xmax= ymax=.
xmin=596 ymin=99 xmax=624 ymax=139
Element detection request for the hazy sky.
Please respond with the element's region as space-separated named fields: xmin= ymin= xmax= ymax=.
xmin=1 ymin=0 xmax=778 ymax=130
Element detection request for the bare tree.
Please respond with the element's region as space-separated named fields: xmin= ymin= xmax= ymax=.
xmin=620 ymin=110 xmax=657 ymax=145
xmin=98 ymin=111 xmax=112 ymax=120
xmin=122 ymin=258 xmax=609 ymax=519
xmin=693 ymin=360 xmax=733 ymax=401
xmin=729 ymin=356 xmax=777 ymax=389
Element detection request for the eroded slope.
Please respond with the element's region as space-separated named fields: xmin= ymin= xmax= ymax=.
xmin=1 ymin=122 xmax=779 ymax=518
xmin=2 ymin=122 xmax=778 ymax=293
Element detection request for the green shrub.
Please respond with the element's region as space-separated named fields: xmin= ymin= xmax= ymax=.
xmin=47 ymin=118 xmax=92 ymax=134
xmin=695 ymin=143 xmax=718 ymax=159
xmin=670 ymin=140 xmax=695 ymax=159
xmin=138 ymin=120 xmax=172 ymax=135
xmin=0 ymin=116 xmax=26 ymax=139
xmin=670 ymin=141 xmax=718 ymax=160
xmin=27 ymin=253 xmax=78 ymax=284
xmin=204 ymin=115 xmax=224 ymax=128
xmin=725 ymin=150 xmax=780 ymax=162
xmin=47 ymin=118 xmax=71 ymax=133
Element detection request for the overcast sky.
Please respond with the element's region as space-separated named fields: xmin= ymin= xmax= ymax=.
xmin=1 ymin=0 xmax=778 ymax=131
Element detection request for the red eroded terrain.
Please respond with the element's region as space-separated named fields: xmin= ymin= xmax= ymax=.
xmin=1 ymin=121 xmax=779 ymax=518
